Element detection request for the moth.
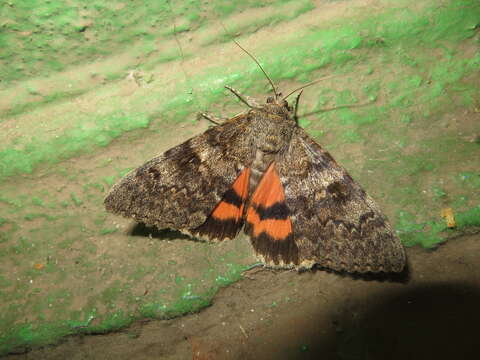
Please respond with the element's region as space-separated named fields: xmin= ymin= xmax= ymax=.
xmin=104 ymin=45 xmax=406 ymax=274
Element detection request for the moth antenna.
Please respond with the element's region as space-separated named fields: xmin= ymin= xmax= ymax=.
xmin=282 ymin=75 xmax=337 ymax=101
xmin=219 ymin=22 xmax=278 ymax=98
xmin=293 ymin=90 xmax=303 ymax=124
xmin=231 ymin=39 xmax=279 ymax=99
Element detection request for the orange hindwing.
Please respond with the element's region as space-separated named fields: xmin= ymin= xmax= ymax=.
xmin=193 ymin=168 xmax=250 ymax=241
xmin=245 ymin=163 xmax=298 ymax=265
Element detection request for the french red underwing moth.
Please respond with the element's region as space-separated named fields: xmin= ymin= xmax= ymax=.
xmin=104 ymin=44 xmax=406 ymax=273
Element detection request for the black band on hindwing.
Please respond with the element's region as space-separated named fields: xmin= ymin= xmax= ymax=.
xmin=251 ymin=201 xmax=289 ymax=220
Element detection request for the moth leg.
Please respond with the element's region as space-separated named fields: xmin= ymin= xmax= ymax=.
xmin=293 ymin=89 xmax=304 ymax=125
xmin=225 ymin=86 xmax=260 ymax=108
xmin=198 ymin=112 xmax=225 ymax=125
xmin=241 ymin=263 xmax=266 ymax=279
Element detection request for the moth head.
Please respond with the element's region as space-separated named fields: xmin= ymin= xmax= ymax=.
xmin=261 ymin=95 xmax=294 ymax=120
xmin=266 ymin=94 xmax=291 ymax=111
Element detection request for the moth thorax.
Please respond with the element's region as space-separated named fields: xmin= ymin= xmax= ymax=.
xmin=258 ymin=125 xmax=295 ymax=153
xmin=252 ymin=110 xmax=295 ymax=153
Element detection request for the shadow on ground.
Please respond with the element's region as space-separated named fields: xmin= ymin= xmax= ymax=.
xmin=330 ymin=283 xmax=479 ymax=360
xmin=130 ymin=222 xmax=192 ymax=241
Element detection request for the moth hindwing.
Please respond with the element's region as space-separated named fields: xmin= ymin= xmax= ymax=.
xmin=105 ymin=85 xmax=406 ymax=274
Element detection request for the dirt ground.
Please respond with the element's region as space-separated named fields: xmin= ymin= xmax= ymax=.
xmin=5 ymin=233 xmax=479 ymax=360
xmin=1 ymin=0 xmax=479 ymax=358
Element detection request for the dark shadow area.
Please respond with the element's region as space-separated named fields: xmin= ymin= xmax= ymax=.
xmin=129 ymin=222 xmax=192 ymax=241
xmin=310 ymin=263 xmax=411 ymax=284
xmin=304 ymin=282 xmax=480 ymax=360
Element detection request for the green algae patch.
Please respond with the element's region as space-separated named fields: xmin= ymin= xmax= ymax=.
xmin=0 ymin=0 xmax=313 ymax=87
xmin=457 ymin=206 xmax=480 ymax=228
xmin=139 ymin=263 xmax=248 ymax=319
xmin=23 ymin=213 xmax=58 ymax=222
xmin=0 ymin=310 xmax=120 ymax=355
xmin=397 ymin=205 xmax=480 ymax=248
xmin=70 ymin=193 xmax=83 ymax=207
xmin=202 ymin=0 xmax=315 ymax=46
xmin=3 ymin=90 xmax=86 ymax=118
xmin=0 ymin=111 xmax=151 ymax=182
xmin=100 ymin=227 xmax=118 ymax=236
xmin=0 ymin=218 xmax=18 ymax=243
xmin=0 ymin=258 xmax=252 ymax=355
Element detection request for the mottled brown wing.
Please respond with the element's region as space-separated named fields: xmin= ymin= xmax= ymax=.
xmin=104 ymin=114 xmax=255 ymax=239
xmin=272 ymin=128 xmax=406 ymax=273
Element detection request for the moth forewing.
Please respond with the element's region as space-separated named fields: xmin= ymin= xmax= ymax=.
xmin=105 ymin=42 xmax=406 ymax=274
